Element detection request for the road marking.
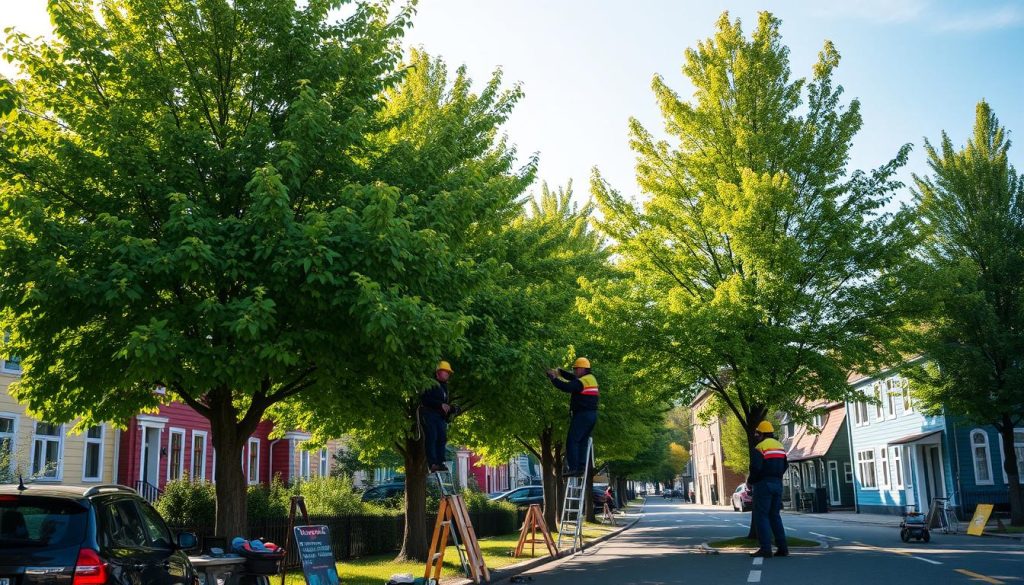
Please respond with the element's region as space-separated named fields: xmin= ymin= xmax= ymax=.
xmin=910 ymin=556 xmax=942 ymax=565
xmin=850 ymin=541 xmax=941 ymax=565
xmin=955 ymin=569 xmax=1005 ymax=585
xmin=809 ymin=531 xmax=840 ymax=541
xmin=752 ymin=557 xmax=763 ymax=566
xmin=747 ymin=570 xmax=762 ymax=583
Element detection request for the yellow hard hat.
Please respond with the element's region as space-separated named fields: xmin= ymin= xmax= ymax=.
xmin=756 ymin=420 xmax=774 ymax=433
xmin=573 ymin=357 xmax=591 ymax=369
xmin=437 ymin=360 xmax=453 ymax=373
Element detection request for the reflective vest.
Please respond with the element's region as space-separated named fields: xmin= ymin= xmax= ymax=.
xmin=580 ymin=374 xmax=599 ymax=396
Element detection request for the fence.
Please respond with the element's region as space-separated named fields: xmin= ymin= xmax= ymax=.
xmin=171 ymin=507 xmax=525 ymax=570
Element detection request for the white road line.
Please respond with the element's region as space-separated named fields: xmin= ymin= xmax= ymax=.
xmin=809 ymin=531 xmax=840 ymax=541
xmin=752 ymin=557 xmax=764 ymax=566
xmin=748 ymin=570 xmax=762 ymax=583
xmin=910 ymin=556 xmax=942 ymax=565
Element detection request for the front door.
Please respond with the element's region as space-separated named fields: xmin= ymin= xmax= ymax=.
xmin=828 ymin=460 xmax=841 ymax=505
xmin=927 ymin=445 xmax=945 ymax=500
xmin=141 ymin=427 xmax=160 ymax=486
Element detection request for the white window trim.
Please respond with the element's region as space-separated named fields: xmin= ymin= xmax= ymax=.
xmin=30 ymin=421 xmax=64 ymax=481
xmin=844 ymin=461 xmax=853 ymax=483
xmin=0 ymin=358 xmax=20 ymax=374
xmin=82 ymin=424 xmax=105 ymax=482
xmin=872 ymin=382 xmax=884 ymax=420
xmin=166 ymin=428 xmax=186 ymax=483
xmin=997 ymin=427 xmax=1024 ymax=484
xmin=190 ymin=430 xmax=208 ymax=481
xmin=211 ymin=448 xmax=217 ymax=483
xmin=299 ymin=449 xmax=310 ymax=481
xmin=885 ymin=379 xmax=898 ymax=419
xmin=878 ymin=447 xmax=890 ymax=489
xmin=247 ymin=438 xmax=260 ymax=485
xmin=891 ymin=446 xmax=904 ymax=489
xmin=971 ymin=429 xmax=995 ymax=485
xmin=0 ymin=412 xmax=19 ymax=476
xmin=856 ymin=449 xmax=877 ymax=490
xmin=319 ymin=448 xmax=329 ymax=477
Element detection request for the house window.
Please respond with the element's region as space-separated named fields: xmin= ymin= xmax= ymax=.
xmin=878 ymin=448 xmax=890 ymax=488
xmin=857 ymin=449 xmax=877 ymax=489
xmin=971 ymin=429 xmax=994 ymax=485
xmin=844 ymin=462 xmax=853 ymax=483
xmin=191 ymin=431 xmax=207 ymax=480
xmin=899 ymin=378 xmax=913 ymax=412
xmin=31 ymin=422 xmax=62 ymax=479
xmin=167 ymin=429 xmax=185 ymax=482
xmin=299 ymin=449 xmax=310 ymax=480
xmin=83 ymin=425 xmax=104 ymax=482
xmin=854 ymin=396 xmax=869 ymax=426
xmin=811 ymin=413 xmax=825 ymax=430
xmin=872 ymin=383 xmax=884 ymax=419
xmin=247 ymin=438 xmax=260 ymax=485
xmin=885 ymin=379 xmax=898 ymax=418
xmin=999 ymin=429 xmax=1024 ymax=484
xmin=2 ymin=333 xmax=21 ymax=373
xmin=0 ymin=414 xmax=16 ymax=479
xmin=319 ymin=448 xmax=329 ymax=477
xmin=891 ymin=447 xmax=904 ymax=489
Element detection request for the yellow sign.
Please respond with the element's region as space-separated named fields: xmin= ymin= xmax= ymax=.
xmin=967 ymin=503 xmax=993 ymax=536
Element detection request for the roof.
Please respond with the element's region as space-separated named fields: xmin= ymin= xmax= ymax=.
xmin=787 ymin=406 xmax=846 ymax=462
xmin=888 ymin=429 xmax=942 ymax=446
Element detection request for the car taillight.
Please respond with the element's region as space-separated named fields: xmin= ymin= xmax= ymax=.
xmin=73 ymin=548 xmax=107 ymax=585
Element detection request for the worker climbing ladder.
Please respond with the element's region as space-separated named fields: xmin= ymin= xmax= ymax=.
xmin=425 ymin=469 xmax=489 ymax=584
xmin=557 ymin=437 xmax=594 ymax=555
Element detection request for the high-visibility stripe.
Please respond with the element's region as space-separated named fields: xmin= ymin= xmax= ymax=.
xmin=581 ymin=386 xmax=599 ymax=395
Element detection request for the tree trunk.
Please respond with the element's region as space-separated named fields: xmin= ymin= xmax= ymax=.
xmin=206 ymin=392 xmax=260 ymax=539
xmin=397 ymin=434 xmax=429 ymax=562
xmin=745 ymin=417 xmax=761 ymax=540
xmin=999 ymin=417 xmax=1024 ymax=526
xmin=540 ymin=427 xmax=559 ymax=529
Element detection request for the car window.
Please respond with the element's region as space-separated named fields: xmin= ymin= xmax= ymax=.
xmin=101 ymin=498 xmax=149 ymax=548
xmin=0 ymin=496 xmax=87 ymax=548
xmin=135 ymin=501 xmax=174 ymax=549
xmin=530 ymin=488 xmax=543 ymax=497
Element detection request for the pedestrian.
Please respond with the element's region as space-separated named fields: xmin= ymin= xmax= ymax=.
xmin=546 ymin=357 xmax=598 ymax=477
xmin=748 ymin=420 xmax=789 ymax=558
xmin=421 ymin=361 xmax=455 ymax=473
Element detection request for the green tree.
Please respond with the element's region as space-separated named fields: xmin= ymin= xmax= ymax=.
xmin=0 ymin=0 xmax=471 ymax=537
xmin=904 ymin=101 xmax=1024 ymax=526
xmin=590 ymin=10 xmax=913 ymax=468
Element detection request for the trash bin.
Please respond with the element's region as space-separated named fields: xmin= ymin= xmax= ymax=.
xmin=813 ymin=487 xmax=828 ymax=513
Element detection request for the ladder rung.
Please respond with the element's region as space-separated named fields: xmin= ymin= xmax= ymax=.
xmin=431 ymin=552 xmax=443 ymax=560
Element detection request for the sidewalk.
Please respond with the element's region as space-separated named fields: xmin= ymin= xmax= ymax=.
xmin=788 ymin=509 xmax=1023 ymax=540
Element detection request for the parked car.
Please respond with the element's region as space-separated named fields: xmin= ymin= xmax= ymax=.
xmin=732 ymin=483 xmax=753 ymax=512
xmin=0 ymin=483 xmax=199 ymax=585
xmin=360 ymin=481 xmax=405 ymax=503
xmin=489 ymin=486 xmax=544 ymax=507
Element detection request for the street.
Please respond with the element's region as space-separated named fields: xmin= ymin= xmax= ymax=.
xmin=519 ymin=500 xmax=1024 ymax=585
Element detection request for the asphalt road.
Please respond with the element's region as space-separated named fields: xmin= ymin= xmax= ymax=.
xmin=518 ymin=500 xmax=1024 ymax=585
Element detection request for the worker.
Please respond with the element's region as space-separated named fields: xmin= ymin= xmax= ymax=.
xmin=421 ymin=361 xmax=454 ymax=473
xmin=546 ymin=357 xmax=598 ymax=477
xmin=748 ymin=420 xmax=790 ymax=558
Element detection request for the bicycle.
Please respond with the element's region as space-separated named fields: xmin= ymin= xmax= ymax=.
xmin=930 ymin=498 xmax=960 ymax=534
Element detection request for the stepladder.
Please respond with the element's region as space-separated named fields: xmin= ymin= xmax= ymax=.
xmin=424 ymin=470 xmax=489 ymax=584
xmin=514 ymin=503 xmax=557 ymax=559
xmin=557 ymin=437 xmax=593 ymax=555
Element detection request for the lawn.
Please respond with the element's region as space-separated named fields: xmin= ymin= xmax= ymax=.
xmin=707 ymin=536 xmax=821 ymax=549
xmin=279 ymin=519 xmax=624 ymax=585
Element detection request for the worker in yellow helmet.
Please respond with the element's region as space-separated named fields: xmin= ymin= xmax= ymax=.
xmin=748 ymin=420 xmax=789 ymax=558
xmin=546 ymin=357 xmax=598 ymax=477
xmin=421 ymin=361 xmax=455 ymax=473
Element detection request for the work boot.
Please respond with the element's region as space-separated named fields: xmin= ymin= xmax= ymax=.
xmin=749 ymin=549 xmax=773 ymax=558
xmin=774 ymin=548 xmax=789 ymax=557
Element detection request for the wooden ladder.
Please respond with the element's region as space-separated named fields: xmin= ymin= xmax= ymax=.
xmin=514 ymin=503 xmax=557 ymax=558
xmin=424 ymin=490 xmax=489 ymax=584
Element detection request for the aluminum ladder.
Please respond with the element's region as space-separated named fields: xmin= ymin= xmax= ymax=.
xmin=556 ymin=437 xmax=593 ymax=554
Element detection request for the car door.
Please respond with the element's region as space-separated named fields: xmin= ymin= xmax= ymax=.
xmin=98 ymin=496 xmax=153 ymax=585
xmin=133 ymin=500 xmax=191 ymax=585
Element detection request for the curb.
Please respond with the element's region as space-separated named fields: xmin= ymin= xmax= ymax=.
xmin=788 ymin=512 xmax=1024 ymax=540
xmin=447 ymin=502 xmax=646 ymax=585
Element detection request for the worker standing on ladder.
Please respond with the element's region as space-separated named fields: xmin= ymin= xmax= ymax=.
xmin=422 ymin=361 xmax=455 ymax=473
xmin=546 ymin=357 xmax=598 ymax=477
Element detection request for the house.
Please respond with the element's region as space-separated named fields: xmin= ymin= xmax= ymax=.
xmin=689 ymin=389 xmax=745 ymax=506
xmin=1 ymin=363 xmax=119 ymax=486
xmin=938 ymin=417 xmax=1023 ymax=517
xmin=117 ymin=401 xmax=343 ymax=499
xmin=781 ymin=401 xmax=854 ymax=511
xmin=845 ymin=363 xmax=954 ymax=515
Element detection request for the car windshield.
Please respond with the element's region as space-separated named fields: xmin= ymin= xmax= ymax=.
xmin=0 ymin=495 xmax=88 ymax=549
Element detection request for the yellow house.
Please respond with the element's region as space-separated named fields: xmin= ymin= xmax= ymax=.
xmin=1 ymin=361 xmax=119 ymax=486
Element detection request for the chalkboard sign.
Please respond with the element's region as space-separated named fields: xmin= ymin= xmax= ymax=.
xmin=293 ymin=525 xmax=340 ymax=585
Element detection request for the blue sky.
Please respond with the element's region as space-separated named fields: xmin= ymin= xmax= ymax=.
xmin=4 ymin=1 xmax=1024 ymax=208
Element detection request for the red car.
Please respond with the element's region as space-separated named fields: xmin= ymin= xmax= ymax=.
xmin=731 ymin=483 xmax=752 ymax=512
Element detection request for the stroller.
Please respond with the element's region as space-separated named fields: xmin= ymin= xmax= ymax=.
xmin=900 ymin=505 xmax=930 ymax=542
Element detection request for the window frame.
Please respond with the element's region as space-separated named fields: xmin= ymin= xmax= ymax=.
xmin=299 ymin=449 xmax=311 ymax=481
xmin=997 ymin=428 xmax=1024 ymax=484
xmin=971 ymin=429 xmax=994 ymax=485
xmin=166 ymin=427 xmax=186 ymax=483
xmin=1 ymin=332 xmax=21 ymax=374
xmin=30 ymin=421 xmax=64 ymax=481
xmin=856 ymin=449 xmax=877 ymax=489
xmin=0 ymin=412 xmax=18 ymax=478
xmin=885 ymin=379 xmax=898 ymax=418
xmin=82 ymin=424 xmax=105 ymax=482
xmin=247 ymin=438 xmax=260 ymax=485
xmin=844 ymin=461 xmax=853 ymax=484
xmin=891 ymin=446 xmax=904 ymax=489
xmin=872 ymin=382 xmax=884 ymax=420
xmin=190 ymin=430 xmax=207 ymax=481
xmin=878 ymin=447 xmax=890 ymax=488
xmin=319 ymin=448 xmax=329 ymax=477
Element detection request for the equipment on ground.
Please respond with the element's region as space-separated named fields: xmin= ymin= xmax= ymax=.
xmin=425 ymin=470 xmax=489 ymax=584
xmin=900 ymin=505 xmax=931 ymax=542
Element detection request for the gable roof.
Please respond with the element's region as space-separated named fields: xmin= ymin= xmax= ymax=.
xmin=786 ymin=405 xmax=846 ymax=462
